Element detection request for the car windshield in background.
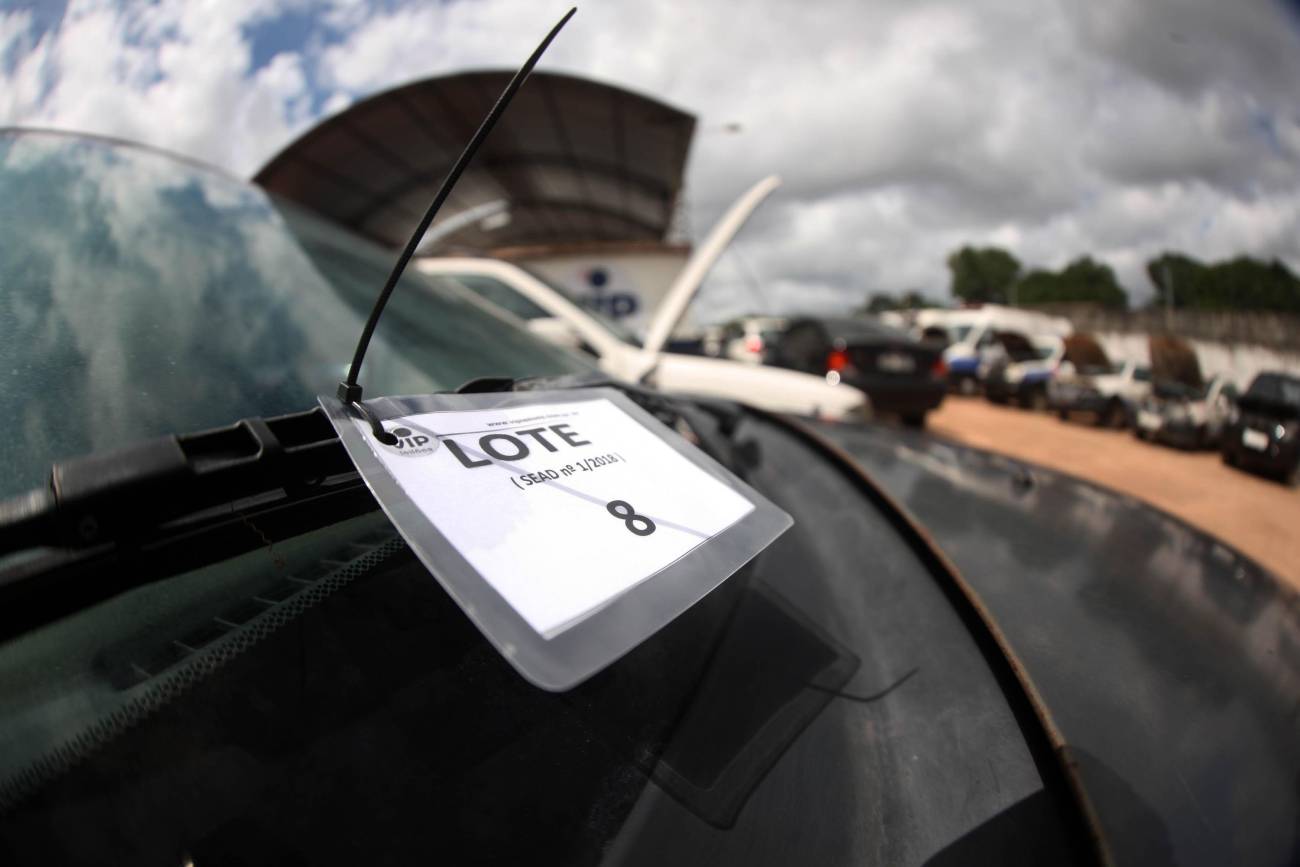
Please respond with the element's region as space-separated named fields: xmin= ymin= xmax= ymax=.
xmin=994 ymin=333 xmax=1037 ymax=362
xmin=947 ymin=324 xmax=973 ymax=343
xmin=1154 ymin=380 xmax=1206 ymax=400
xmin=0 ymin=131 xmax=594 ymax=498
xmin=1247 ymin=373 xmax=1300 ymax=408
xmin=820 ymin=317 xmax=911 ymax=343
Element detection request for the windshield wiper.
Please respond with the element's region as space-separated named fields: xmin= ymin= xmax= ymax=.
xmin=0 ymin=373 xmax=609 ymax=558
xmin=0 ymin=405 xmax=354 ymax=556
xmin=0 ymin=370 xmax=758 ymax=640
xmin=0 ymin=390 xmax=759 ymax=651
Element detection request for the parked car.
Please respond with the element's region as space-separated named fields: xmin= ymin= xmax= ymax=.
xmin=767 ymin=316 xmax=946 ymax=426
xmin=717 ymin=315 xmax=788 ymax=364
xmin=913 ymin=305 xmax=1072 ymax=394
xmin=1051 ymin=359 xmax=1153 ymax=427
xmin=1 ymin=128 xmax=1297 ymax=867
xmin=1221 ymin=372 xmax=1300 ymax=484
xmin=1135 ymin=375 xmax=1239 ymax=449
xmin=983 ymin=333 xmax=1064 ymax=410
xmin=421 ymin=178 xmax=868 ymax=423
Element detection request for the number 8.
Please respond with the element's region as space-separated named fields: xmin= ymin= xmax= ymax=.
xmin=605 ymin=500 xmax=656 ymax=536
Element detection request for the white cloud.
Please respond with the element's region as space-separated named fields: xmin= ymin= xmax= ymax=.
xmin=0 ymin=0 xmax=316 ymax=173
xmin=2 ymin=0 xmax=1299 ymax=314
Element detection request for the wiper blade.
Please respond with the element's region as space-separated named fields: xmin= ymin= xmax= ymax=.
xmin=0 ymin=374 xmax=758 ymax=643
xmin=0 ymin=406 xmax=355 ymax=555
xmin=0 ymin=374 xmax=604 ymax=557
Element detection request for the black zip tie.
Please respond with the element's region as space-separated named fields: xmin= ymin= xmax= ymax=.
xmin=337 ymin=8 xmax=577 ymax=445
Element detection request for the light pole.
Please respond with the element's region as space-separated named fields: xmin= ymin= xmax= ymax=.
xmin=1163 ymin=260 xmax=1174 ymax=328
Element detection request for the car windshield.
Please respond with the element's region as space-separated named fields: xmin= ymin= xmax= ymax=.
xmin=816 ymin=316 xmax=912 ymax=343
xmin=515 ymin=262 xmax=643 ymax=347
xmin=1154 ymin=379 xmax=1205 ymax=400
xmin=993 ymin=332 xmax=1038 ymax=362
xmin=0 ymin=131 xmax=595 ymax=498
xmin=0 ymin=130 xmax=959 ymax=867
xmin=1246 ymin=373 xmax=1300 ymax=408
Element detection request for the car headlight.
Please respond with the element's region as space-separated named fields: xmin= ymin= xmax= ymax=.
xmin=1277 ymin=421 xmax=1298 ymax=441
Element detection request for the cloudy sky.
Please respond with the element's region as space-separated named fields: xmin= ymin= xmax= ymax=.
xmin=3 ymin=0 xmax=1300 ymax=317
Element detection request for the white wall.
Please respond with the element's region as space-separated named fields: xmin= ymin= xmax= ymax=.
xmin=1095 ymin=332 xmax=1300 ymax=387
xmin=516 ymin=250 xmax=689 ymax=339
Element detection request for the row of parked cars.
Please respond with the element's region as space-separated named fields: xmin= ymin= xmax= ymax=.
xmin=936 ymin=317 xmax=1300 ymax=486
xmin=441 ymin=231 xmax=1300 ymax=487
xmin=423 ymin=176 xmax=953 ymax=431
xmin=707 ymin=315 xmax=948 ymax=426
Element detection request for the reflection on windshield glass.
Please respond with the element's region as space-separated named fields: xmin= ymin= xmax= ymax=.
xmin=0 ymin=132 xmax=592 ymax=497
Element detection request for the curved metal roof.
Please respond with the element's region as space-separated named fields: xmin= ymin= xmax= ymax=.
xmin=254 ymin=70 xmax=695 ymax=252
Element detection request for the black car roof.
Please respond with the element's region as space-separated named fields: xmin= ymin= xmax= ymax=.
xmin=789 ymin=316 xmax=910 ymax=342
xmin=1246 ymin=371 xmax=1300 ymax=408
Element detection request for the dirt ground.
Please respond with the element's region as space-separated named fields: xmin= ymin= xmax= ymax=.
xmin=926 ymin=396 xmax=1300 ymax=590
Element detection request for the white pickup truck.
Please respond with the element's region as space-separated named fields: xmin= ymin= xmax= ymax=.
xmin=419 ymin=178 xmax=869 ymax=423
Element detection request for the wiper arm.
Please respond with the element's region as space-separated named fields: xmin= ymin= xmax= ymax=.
xmin=0 ymin=373 xmax=604 ymax=557
xmin=0 ymin=374 xmax=759 ymax=644
xmin=0 ymin=406 xmax=356 ymax=556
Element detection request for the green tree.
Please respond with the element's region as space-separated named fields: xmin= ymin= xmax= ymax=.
xmin=1146 ymin=252 xmax=1300 ymax=312
xmin=859 ymin=290 xmax=933 ymax=314
xmin=1146 ymin=252 xmax=1205 ymax=310
xmin=863 ymin=292 xmax=898 ymax=314
xmin=946 ymin=246 xmax=1021 ymax=304
xmin=1014 ymin=269 xmax=1061 ymax=306
xmin=1057 ymin=256 xmax=1128 ymax=308
xmin=1014 ymin=256 xmax=1128 ymax=309
xmin=899 ymin=290 xmax=931 ymax=309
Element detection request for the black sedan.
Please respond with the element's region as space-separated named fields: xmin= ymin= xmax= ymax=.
xmin=1221 ymin=372 xmax=1300 ymax=484
xmin=768 ymin=317 xmax=946 ymax=427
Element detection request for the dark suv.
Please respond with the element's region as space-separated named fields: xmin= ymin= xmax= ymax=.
xmin=1221 ymin=372 xmax=1300 ymax=485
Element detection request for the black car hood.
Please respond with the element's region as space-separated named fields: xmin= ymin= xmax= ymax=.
xmin=809 ymin=419 xmax=1300 ymax=867
xmin=1 ymin=400 xmax=1292 ymax=866
xmin=0 ymin=406 xmax=1090 ymax=866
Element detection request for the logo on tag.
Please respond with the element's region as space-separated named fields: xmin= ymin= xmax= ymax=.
xmin=384 ymin=425 xmax=439 ymax=457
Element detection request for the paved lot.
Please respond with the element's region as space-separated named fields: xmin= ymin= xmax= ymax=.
xmin=926 ymin=396 xmax=1300 ymax=590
